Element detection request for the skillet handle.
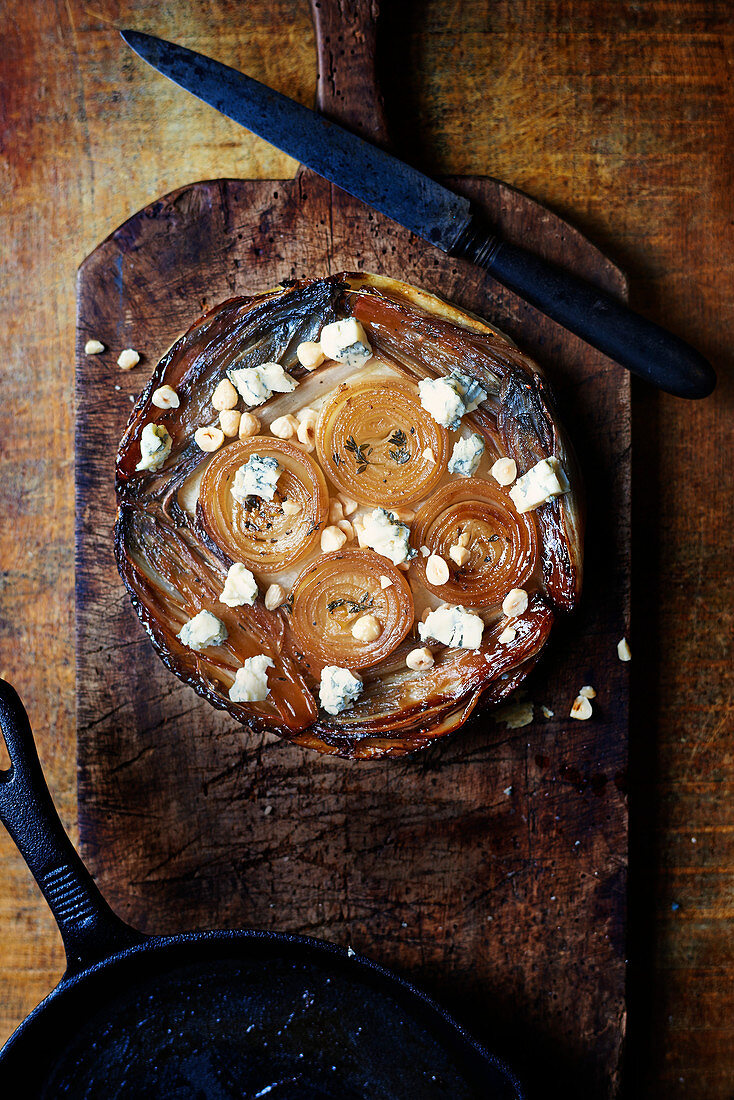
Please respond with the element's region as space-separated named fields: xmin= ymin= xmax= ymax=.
xmin=0 ymin=680 xmax=145 ymax=976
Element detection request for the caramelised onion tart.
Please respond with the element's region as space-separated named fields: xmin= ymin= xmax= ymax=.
xmin=115 ymin=274 xmax=583 ymax=758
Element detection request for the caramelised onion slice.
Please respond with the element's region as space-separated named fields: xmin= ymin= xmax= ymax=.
xmin=315 ymin=379 xmax=448 ymax=506
xmin=410 ymin=478 xmax=538 ymax=607
xmin=290 ymin=549 xmax=414 ymax=670
xmin=198 ymin=437 xmax=329 ymax=571
xmin=115 ymin=273 xmax=582 ymax=758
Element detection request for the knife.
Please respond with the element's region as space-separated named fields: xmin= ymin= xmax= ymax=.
xmin=120 ymin=30 xmax=715 ymax=399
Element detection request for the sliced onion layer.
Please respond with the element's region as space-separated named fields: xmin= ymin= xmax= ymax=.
xmin=198 ymin=437 xmax=329 ymax=570
xmin=315 ymin=379 xmax=448 ymax=506
xmin=410 ymin=478 xmax=538 ymax=607
xmin=290 ymin=549 xmax=414 ymax=670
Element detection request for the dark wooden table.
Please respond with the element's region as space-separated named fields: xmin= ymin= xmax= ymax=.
xmin=0 ymin=2 xmax=731 ymax=1096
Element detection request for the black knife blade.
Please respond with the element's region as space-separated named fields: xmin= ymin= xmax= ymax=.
xmin=120 ymin=30 xmax=715 ymax=399
xmin=120 ymin=30 xmax=470 ymax=252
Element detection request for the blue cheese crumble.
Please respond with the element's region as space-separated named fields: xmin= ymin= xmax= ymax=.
xmin=219 ymin=563 xmax=258 ymax=608
xmin=418 ymin=370 xmax=488 ymax=429
xmin=177 ymin=609 xmax=227 ymax=651
xmin=452 ymin=369 xmax=488 ymax=413
xmin=419 ymin=605 xmax=484 ymax=649
xmin=319 ymin=318 xmax=373 ymax=368
xmin=509 ymin=457 xmax=570 ymax=513
xmin=136 ymin=422 xmax=172 ymax=472
xmin=231 ymin=454 xmax=282 ymax=503
xmin=229 ymin=654 xmax=274 ymax=703
xmin=361 ymin=508 xmax=416 ymax=566
xmin=227 ymin=361 xmax=297 ymax=407
xmin=448 ymin=433 xmax=485 ymax=476
xmin=319 ymin=666 xmax=363 ymax=715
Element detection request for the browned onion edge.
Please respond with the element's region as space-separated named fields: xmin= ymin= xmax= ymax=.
xmin=114 ymin=274 xmax=579 ymax=758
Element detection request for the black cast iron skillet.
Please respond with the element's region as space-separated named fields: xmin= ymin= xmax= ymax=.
xmin=0 ymin=681 xmax=524 ymax=1099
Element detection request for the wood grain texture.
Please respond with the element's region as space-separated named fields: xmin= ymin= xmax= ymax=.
xmin=0 ymin=1 xmax=731 ymax=1097
xmin=75 ymin=169 xmax=629 ymax=1097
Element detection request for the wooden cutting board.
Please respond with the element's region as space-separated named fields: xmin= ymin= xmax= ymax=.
xmin=75 ymin=3 xmax=630 ymax=1096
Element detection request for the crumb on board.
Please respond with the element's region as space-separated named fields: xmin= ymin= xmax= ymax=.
xmin=493 ymin=699 xmax=534 ymax=729
xmin=570 ymin=695 xmax=593 ymax=720
xmin=84 ymin=338 xmax=104 ymax=355
xmin=117 ymin=347 xmax=140 ymax=370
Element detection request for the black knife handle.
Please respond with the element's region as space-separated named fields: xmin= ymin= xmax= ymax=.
xmin=452 ymin=220 xmax=716 ymax=399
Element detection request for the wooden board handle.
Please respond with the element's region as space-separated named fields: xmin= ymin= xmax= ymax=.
xmin=310 ymin=0 xmax=389 ymax=146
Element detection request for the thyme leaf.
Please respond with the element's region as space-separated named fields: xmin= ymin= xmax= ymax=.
xmin=388 ymin=429 xmax=407 ymax=447
xmin=326 ymin=590 xmax=374 ymax=616
xmin=389 ymin=446 xmax=411 ymax=465
xmin=345 ymin=435 xmax=372 ymax=468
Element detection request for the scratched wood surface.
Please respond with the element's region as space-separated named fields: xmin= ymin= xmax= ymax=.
xmin=0 ymin=2 xmax=731 ymax=1098
xmin=76 ymin=163 xmax=629 ymax=1098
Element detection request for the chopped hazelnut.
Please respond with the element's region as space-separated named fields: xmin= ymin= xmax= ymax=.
xmin=84 ymin=339 xmax=104 ymax=355
xmin=329 ymin=498 xmax=345 ymax=524
xmin=422 ymin=447 xmax=436 ymax=464
xmin=457 ymin=531 xmax=470 ymax=548
xmin=379 ymin=575 xmax=393 ymax=589
xmin=426 ymin=554 xmax=450 ymax=586
xmin=491 ymin=457 xmax=517 ymax=486
xmin=238 ymin=411 xmax=261 ymax=439
xmin=296 ymin=340 xmax=325 ymax=371
xmin=338 ymin=494 xmax=358 ymax=517
xmin=195 ymin=425 xmax=225 ymax=452
xmin=152 ymin=384 xmax=180 ymax=410
xmin=498 ymin=624 xmax=517 ymax=644
xmin=321 ymin=525 xmax=348 ymax=553
xmin=219 ymin=409 xmax=241 ymax=437
xmin=449 ymin=544 xmax=470 ymax=567
xmin=270 ymin=414 xmax=299 ymax=440
xmin=264 ymin=583 xmax=287 ymax=611
xmin=406 ymin=646 xmax=434 ymax=671
xmin=282 ymin=499 xmax=301 ymax=517
xmin=570 ymin=695 xmax=593 ymax=720
xmin=212 ymin=378 xmax=238 ymax=411
xmin=337 ymin=519 xmax=355 ymax=541
xmin=351 ymin=614 xmax=381 ymax=643
xmin=617 ymin=637 xmax=632 ymax=662
xmin=296 ymin=407 xmax=318 ymax=451
xmin=117 ymin=348 xmax=140 ymax=370
xmin=579 ymin=685 xmax=596 ymax=699
xmin=420 ymin=545 xmax=431 ymax=557
xmin=502 ymin=588 xmax=528 ymax=618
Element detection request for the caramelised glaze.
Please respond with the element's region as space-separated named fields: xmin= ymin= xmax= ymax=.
xmin=115 ymin=274 xmax=583 ymax=757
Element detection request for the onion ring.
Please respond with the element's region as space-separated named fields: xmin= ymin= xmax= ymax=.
xmin=315 ymin=379 xmax=448 ymax=506
xmin=289 ymin=549 xmax=414 ymax=669
xmin=198 ymin=437 xmax=329 ymax=571
xmin=410 ymin=478 xmax=538 ymax=607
